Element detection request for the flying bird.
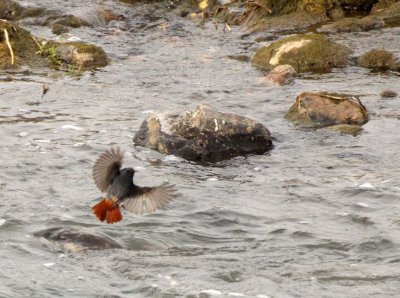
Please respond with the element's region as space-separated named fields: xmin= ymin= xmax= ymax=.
xmin=92 ymin=147 xmax=175 ymax=224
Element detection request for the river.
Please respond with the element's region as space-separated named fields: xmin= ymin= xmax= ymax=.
xmin=0 ymin=0 xmax=400 ymax=297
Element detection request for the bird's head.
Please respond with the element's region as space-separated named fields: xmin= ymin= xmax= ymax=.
xmin=120 ymin=167 xmax=135 ymax=179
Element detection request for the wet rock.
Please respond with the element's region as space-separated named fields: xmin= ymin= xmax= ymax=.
xmin=318 ymin=16 xmax=384 ymax=33
xmin=51 ymin=23 xmax=69 ymax=35
xmin=0 ymin=0 xmax=44 ymax=20
xmin=380 ymin=90 xmax=398 ymax=98
xmin=227 ymin=54 xmax=250 ymax=62
xmin=358 ymin=49 xmax=400 ymax=71
xmin=44 ymin=8 xmax=120 ymax=29
xmin=286 ymin=92 xmax=369 ymax=128
xmin=252 ymin=33 xmax=350 ymax=73
xmin=0 ymin=21 xmax=48 ymax=69
xmin=324 ymin=124 xmax=364 ymax=136
xmin=34 ymin=226 xmax=124 ymax=251
xmin=55 ymin=42 xmax=108 ymax=70
xmin=214 ymin=0 xmax=379 ymax=32
xmin=264 ymin=64 xmax=297 ymax=85
xmin=133 ymin=105 xmax=273 ymax=163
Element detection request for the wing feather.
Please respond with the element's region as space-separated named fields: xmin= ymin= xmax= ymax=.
xmin=122 ymin=183 xmax=175 ymax=216
xmin=92 ymin=147 xmax=124 ymax=192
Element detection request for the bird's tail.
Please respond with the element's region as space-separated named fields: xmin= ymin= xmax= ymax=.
xmin=92 ymin=198 xmax=123 ymax=224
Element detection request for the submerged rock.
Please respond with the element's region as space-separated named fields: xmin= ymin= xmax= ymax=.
xmin=133 ymin=105 xmax=273 ymax=163
xmin=252 ymin=33 xmax=350 ymax=73
xmin=358 ymin=49 xmax=400 ymax=71
xmin=286 ymin=92 xmax=369 ymax=128
xmin=380 ymin=90 xmax=398 ymax=98
xmin=323 ymin=124 xmax=364 ymax=136
xmin=34 ymin=226 xmax=124 ymax=251
xmin=264 ymin=64 xmax=297 ymax=85
xmin=318 ymin=16 xmax=384 ymax=33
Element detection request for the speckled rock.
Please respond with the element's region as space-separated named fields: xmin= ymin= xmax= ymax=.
xmin=133 ymin=105 xmax=273 ymax=163
xmin=286 ymin=92 xmax=369 ymax=127
xmin=252 ymin=33 xmax=350 ymax=73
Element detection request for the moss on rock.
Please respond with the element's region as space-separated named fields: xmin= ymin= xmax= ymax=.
xmin=0 ymin=21 xmax=49 ymax=69
xmin=358 ymin=49 xmax=400 ymax=71
xmin=252 ymin=33 xmax=350 ymax=72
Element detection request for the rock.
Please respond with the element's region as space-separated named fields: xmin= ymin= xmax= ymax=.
xmin=55 ymin=42 xmax=108 ymax=70
xmin=286 ymin=92 xmax=369 ymax=127
xmin=227 ymin=54 xmax=250 ymax=62
xmin=34 ymin=226 xmax=124 ymax=251
xmin=318 ymin=16 xmax=384 ymax=33
xmin=324 ymin=124 xmax=364 ymax=135
xmin=0 ymin=21 xmax=48 ymax=69
xmin=380 ymin=90 xmax=398 ymax=98
xmin=133 ymin=105 xmax=273 ymax=163
xmin=358 ymin=49 xmax=400 ymax=71
xmin=252 ymin=33 xmax=350 ymax=73
xmin=0 ymin=0 xmax=44 ymax=20
xmin=264 ymin=64 xmax=297 ymax=85
xmin=51 ymin=23 xmax=69 ymax=35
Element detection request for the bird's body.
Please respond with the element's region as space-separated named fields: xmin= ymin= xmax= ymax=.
xmin=91 ymin=147 xmax=175 ymax=224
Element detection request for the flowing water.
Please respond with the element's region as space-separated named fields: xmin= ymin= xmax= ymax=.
xmin=1 ymin=1 xmax=400 ymax=297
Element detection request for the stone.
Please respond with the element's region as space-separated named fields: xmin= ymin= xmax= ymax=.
xmin=252 ymin=33 xmax=350 ymax=73
xmin=286 ymin=92 xmax=369 ymax=127
xmin=55 ymin=42 xmax=108 ymax=70
xmin=133 ymin=105 xmax=273 ymax=163
xmin=358 ymin=49 xmax=400 ymax=71
xmin=380 ymin=90 xmax=398 ymax=98
xmin=264 ymin=64 xmax=297 ymax=85
xmin=34 ymin=226 xmax=124 ymax=251
xmin=318 ymin=16 xmax=384 ymax=33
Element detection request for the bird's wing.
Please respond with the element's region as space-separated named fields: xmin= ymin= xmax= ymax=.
xmin=92 ymin=147 xmax=124 ymax=192
xmin=122 ymin=183 xmax=175 ymax=215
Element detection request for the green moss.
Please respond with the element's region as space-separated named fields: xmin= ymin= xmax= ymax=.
xmin=252 ymin=33 xmax=350 ymax=72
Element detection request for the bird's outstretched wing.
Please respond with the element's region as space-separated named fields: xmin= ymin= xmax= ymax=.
xmin=122 ymin=183 xmax=175 ymax=215
xmin=92 ymin=147 xmax=124 ymax=192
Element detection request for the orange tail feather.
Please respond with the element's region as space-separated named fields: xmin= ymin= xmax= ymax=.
xmin=92 ymin=199 xmax=123 ymax=224
xmin=106 ymin=208 xmax=123 ymax=224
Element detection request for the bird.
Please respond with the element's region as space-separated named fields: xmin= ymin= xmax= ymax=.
xmin=91 ymin=147 xmax=175 ymax=224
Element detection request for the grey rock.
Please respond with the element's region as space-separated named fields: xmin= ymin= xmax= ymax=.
xmin=134 ymin=105 xmax=273 ymax=163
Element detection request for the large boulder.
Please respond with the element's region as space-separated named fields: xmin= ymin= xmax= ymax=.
xmin=34 ymin=226 xmax=124 ymax=251
xmin=286 ymin=92 xmax=369 ymax=127
xmin=133 ymin=105 xmax=273 ymax=163
xmin=252 ymin=33 xmax=350 ymax=73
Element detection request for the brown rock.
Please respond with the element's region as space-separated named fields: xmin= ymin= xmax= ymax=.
xmin=286 ymin=92 xmax=369 ymax=127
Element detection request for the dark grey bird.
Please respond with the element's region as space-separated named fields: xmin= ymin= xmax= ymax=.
xmin=92 ymin=147 xmax=175 ymax=224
